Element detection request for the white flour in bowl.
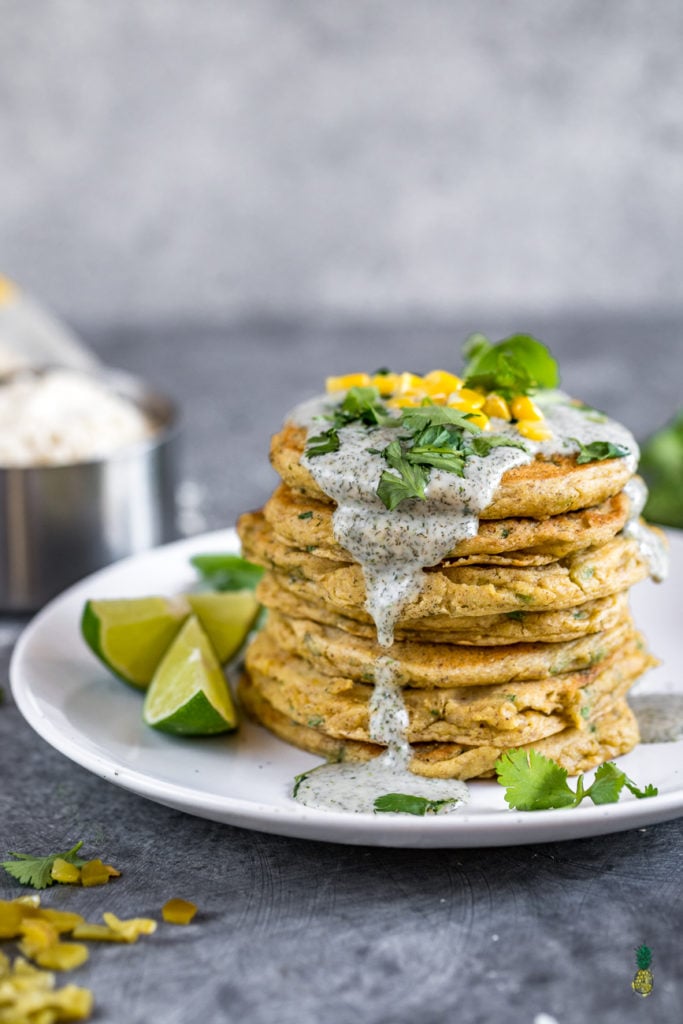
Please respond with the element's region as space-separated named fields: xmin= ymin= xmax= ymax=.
xmin=0 ymin=369 xmax=154 ymax=467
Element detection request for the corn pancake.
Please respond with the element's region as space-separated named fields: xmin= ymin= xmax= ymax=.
xmin=263 ymin=483 xmax=632 ymax=566
xmin=239 ymin=511 xmax=649 ymax=620
xmin=262 ymin=610 xmax=635 ymax=687
xmin=245 ymin=635 xmax=650 ymax=744
xmin=270 ymin=421 xmax=635 ymax=519
xmin=257 ymin=574 xmax=630 ymax=645
xmin=238 ymin=671 xmax=639 ymax=778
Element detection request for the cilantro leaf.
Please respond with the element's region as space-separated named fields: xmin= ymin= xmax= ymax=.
xmin=496 ymin=752 xmax=659 ymax=811
xmin=401 ymin=404 xmax=481 ymax=433
xmin=570 ymin=439 xmax=630 ymax=465
xmin=640 ymin=410 xmax=683 ymax=528
xmin=191 ymin=554 xmax=264 ymax=591
xmin=584 ymin=761 xmax=626 ymax=804
xmin=463 ymin=334 xmax=559 ymax=396
xmin=495 ymin=749 xmax=576 ymax=810
xmin=465 ymin=435 xmax=528 ymax=458
xmin=328 ymin=386 xmax=393 ymax=429
xmin=2 ymin=842 xmax=85 ymax=890
xmin=373 ymin=793 xmax=456 ymax=815
xmin=292 ymin=769 xmax=315 ymax=798
xmin=297 ymin=511 xmax=314 ymax=520
xmin=623 ymin=777 xmax=659 ymax=799
xmin=377 ymin=464 xmax=429 ymax=510
xmin=306 ymin=427 xmax=341 ymax=458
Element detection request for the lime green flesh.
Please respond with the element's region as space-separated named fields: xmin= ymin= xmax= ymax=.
xmin=82 ymin=597 xmax=190 ymax=689
xmin=143 ymin=615 xmax=237 ymax=735
xmin=187 ymin=590 xmax=259 ymax=662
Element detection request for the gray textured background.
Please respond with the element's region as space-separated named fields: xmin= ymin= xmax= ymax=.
xmin=2 ymin=0 xmax=683 ymax=324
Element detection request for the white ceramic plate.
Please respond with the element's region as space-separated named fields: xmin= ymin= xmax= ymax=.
xmin=11 ymin=528 xmax=683 ymax=848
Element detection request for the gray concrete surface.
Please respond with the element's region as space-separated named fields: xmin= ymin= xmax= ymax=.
xmin=0 ymin=320 xmax=681 ymax=1024
xmin=2 ymin=0 xmax=683 ymax=323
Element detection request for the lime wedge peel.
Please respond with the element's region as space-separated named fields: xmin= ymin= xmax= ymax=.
xmin=143 ymin=615 xmax=238 ymax=736
xmin=81 ymin=596 xmax=190 ymax=690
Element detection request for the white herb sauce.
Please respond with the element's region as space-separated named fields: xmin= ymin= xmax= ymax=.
xmin=289 ymin=392 xmax=647 ymax=815
xmin=623 ymin=477 xmax=669 ymax=582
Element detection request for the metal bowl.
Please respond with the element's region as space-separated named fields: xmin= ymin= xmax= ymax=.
xmin=0 ymin=369 xmax=180 ymax=611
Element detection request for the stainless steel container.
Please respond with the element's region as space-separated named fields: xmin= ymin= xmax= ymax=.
xmin=0 ymin=371 xmax=179 ymax=611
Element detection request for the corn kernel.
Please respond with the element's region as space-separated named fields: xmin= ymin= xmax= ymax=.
xmin=386 ymin=395 xmax=421 ymax=409
xmin=517 ymin=419 xmax=553 ymax=441
xmin=38 ymin=910 xmax=85 ymax=934
xmin=79 ymin=860 xmax=109 ymax=888
xmin=70 ymin=923 xmax=125 ymax=943
xmin=446 ymin=387 xmax=486 ymax=411
xmin=511 ymin=395 xmax=543 ymax=422
xmin=19 ymin=919 xmax=59 ymax=952
xmin=465 ymin=412 xmax=491 ymax=431
xmin=325 ymin=373 xmax=371 ymax=392
xmin=422 ymin=370 xmax=462 ymax=395
xmin=50 ymin=859 xmax=81 ymax=885
xmin=162 ymin=899 xmax=198 ymax=926
xmin=396 ymin=372 xmax=424 ymax=394
xmin=0 ymin=900 xmax=24 ymax=939
xmin=33 ymin=943 xmax=89 ymax=972
xmin=101 ymin=913 xmax=157 ymax=943
xmin=482 ymin=393 xmax=511 ymax=420
xmin=370 ymin=372 xmax=399 ymax=396
xmin=13 ymin=896 xmax=41 ymax=909
xmin=103 ymin=865 xmax=121 ymax=878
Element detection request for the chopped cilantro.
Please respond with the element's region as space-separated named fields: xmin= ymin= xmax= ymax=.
xmin=569 ymin=438 xmax=630 ymax=464
xmin=373 ymin=793 xmax=457 ymax=816
xmin=298 ymin=511 xmax=314 ymax=520
xmin=463 ymin=334 xmax=559 ymax=397
xmin=2 ymin=841 xmax=85 ymax=890
xmin=306 ymin=427 xmax=340 ymax=457
xmin=495 ymin=749 xmax=658 ymax=811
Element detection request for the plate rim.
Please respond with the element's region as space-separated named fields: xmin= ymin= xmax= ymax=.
xmin=10 ymin=527 xmax=683 ymax=848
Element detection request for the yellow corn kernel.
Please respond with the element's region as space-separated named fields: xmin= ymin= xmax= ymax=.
xmin=13 ymin=896 xmax=42 ymax=909
xmin=386 ymin=395 xmax=421 ymax=409
xmin=396 ymin=371 xmax=424 ymax=394
xmin=71 ymin=923 xmax=125 ymax=942
xmin=464 ymin=411 xmax=491 ymax=431
xmin=50 ymin=859 xmax=81 ymax=885
xmin=162 ymin=899 xmax=198 ymax=926
xmin=103 ymin=864 xmax=121 ymax=878
xmin=517 ymin=419 xmax=553 ymax=441
xmin=422 ymin=370 xmax=462 ymax=395
xmin=33 ymin=943 xmax=89 ymax=972
xmin=38 ymin=910 xmax=85 ymax=934
xmin=0 ymin=900 xmax=24 ymax=939
xmin=446 ymin=387 xmax=486 ymax=411
xmin=101 ymin=912 xmax=157 ymax=943
xmin=80 ymin=860 xmax=109 ymax=888
xmin=482 ymin=393 xmax=511 ymax=420
xmin=511 ymin=395 xmax=543 ymax=422
xmin=18 ymin=920 xmax=59 ymax=952
xmin=370 ymin=372 xmax=399 ymax=396
xmin=325 ymin=373 xmax=370 ymax=392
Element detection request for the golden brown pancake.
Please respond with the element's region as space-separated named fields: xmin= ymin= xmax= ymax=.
xmin=262 ymin=610 xmax=636 ymax=687
xmin=256 ymin=574 xmax=631 ymax=645
xmin=263 ymin=483 xmax=632 ymax=565
xmin=270 ymin=421 xmax=635 ymax=519
xmin=239 ymin=510 xmax=650 ymax=621
xmin=238 ymin=671 xmax=639 ymax=779
xmin=245 ymin=633 xmax=651 ymax=744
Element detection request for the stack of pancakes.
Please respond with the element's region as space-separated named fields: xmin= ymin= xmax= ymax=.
xmin=237 ymin=420 xmax=658 ymax=779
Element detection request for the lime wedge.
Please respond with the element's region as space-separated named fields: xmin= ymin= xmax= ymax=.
xmin=142 ymin=616 xmax=237 ymax=735
xmin=81 ymin=597 xmax=190 ymax=689
xmin=187 ymin=591 xmax=259 ymax=662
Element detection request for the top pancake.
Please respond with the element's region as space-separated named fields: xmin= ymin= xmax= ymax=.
xmin=270 ymin=421 xmax=635 ymax=520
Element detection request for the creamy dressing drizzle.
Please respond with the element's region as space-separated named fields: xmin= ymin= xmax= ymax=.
xmin=288 ymin=391 xmax=653 ymax=815
xmin=623 ymin=477 xmax=669 ymax=582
